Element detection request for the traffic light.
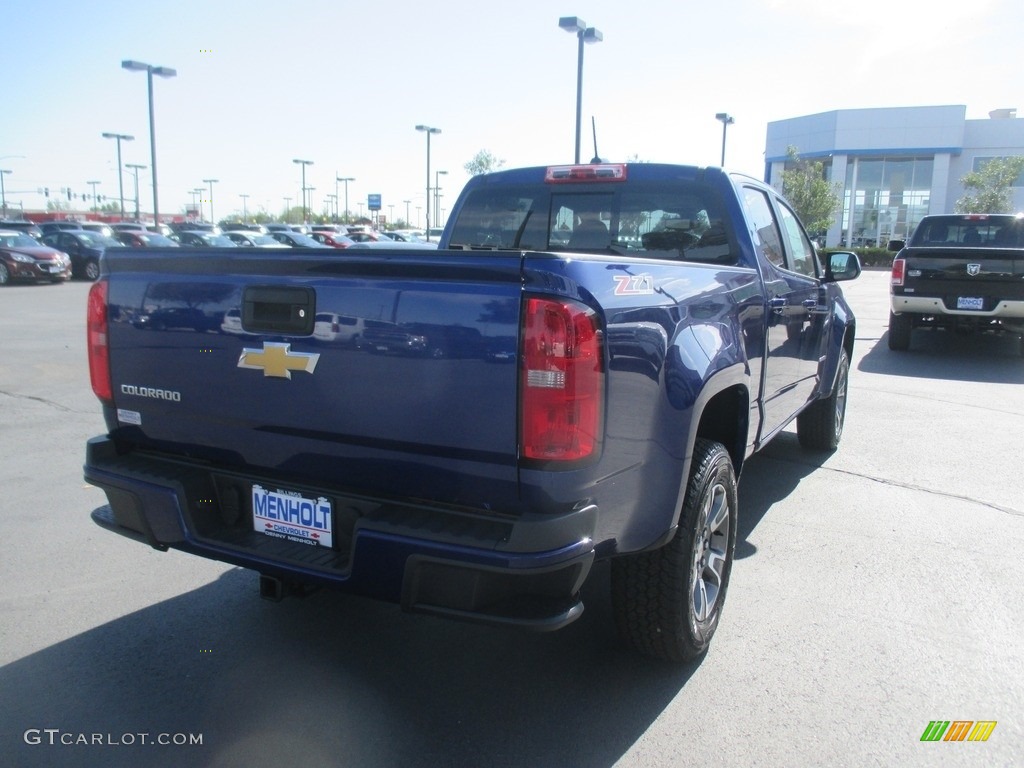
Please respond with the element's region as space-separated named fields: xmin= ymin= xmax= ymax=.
xmin=67 ymin=189 xmax=72 ymax=200
xmin=44 ymin=187 xmax=50 ymax=197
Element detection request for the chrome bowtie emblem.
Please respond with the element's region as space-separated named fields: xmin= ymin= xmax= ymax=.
xmin=966 ymin=263 xmax=981 ymax=276
xmin=238 ymin=342 xmax=319 ymax=379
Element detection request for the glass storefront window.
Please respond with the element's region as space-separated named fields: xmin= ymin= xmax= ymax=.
xmin=841 ymin=157 xmax=932 ymax=247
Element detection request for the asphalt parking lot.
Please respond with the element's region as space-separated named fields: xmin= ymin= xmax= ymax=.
xmin=1 ymin=270 xmax=1021 ymax=767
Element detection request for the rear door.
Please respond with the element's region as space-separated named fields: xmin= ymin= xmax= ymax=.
xmin=740 ymin=185 xmax=827 ymax=440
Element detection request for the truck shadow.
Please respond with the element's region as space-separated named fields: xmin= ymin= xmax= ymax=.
xmin=858 ymin=329 xmax=1024 ymax=383
xmin=1 ymin=565 xmax=700 ymax=768
xmin=734 ymin=433 xmax=827 ymax=560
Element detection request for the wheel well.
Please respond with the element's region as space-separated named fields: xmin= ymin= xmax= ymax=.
xmin=843 ymin=321 xmax=856 ymax=359
xmin=695 ymin=385 xmax=748 ymax=474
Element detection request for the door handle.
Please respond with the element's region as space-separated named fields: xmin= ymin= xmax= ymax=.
xmin=770 ymin=297 xmax=786 ymax=313
xmin=803 ymin=298 xmax=830 ymax=315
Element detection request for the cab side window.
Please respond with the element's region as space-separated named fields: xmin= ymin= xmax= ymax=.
xmin=741 ymin=187 xmax=785 ymax=268
xmin=778 ymin=202 xmax=819 ymax=278
xmin=776 ymin=200 xmax=819 ymax=278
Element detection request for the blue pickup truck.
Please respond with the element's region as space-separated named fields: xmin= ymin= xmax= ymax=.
xmin=84 ymin=163 xmax=859 ymax=661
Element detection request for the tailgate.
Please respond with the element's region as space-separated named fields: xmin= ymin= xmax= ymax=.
xmin=900 ymin=248 xmax=1024 ymax=309
xmin=104 ymin=250 xmax=524 ymax=508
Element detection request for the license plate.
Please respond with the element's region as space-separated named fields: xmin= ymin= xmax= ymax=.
xmin=252 ymin=484 xmax=333 ymax=548
xmin=48 ymin=265 xmax=63 ymax=273
xmin=956 ymin=296 xmax=984 ymax=310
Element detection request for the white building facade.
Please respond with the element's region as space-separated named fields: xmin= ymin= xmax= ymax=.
xmin=764 ymin=105 xmax=1024 ymax=248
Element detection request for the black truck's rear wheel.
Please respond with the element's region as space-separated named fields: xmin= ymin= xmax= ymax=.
xmin=611 ymin=438 xmax=737 ymax=662
xmin=888 ymin=311 xmax=912 ymax=351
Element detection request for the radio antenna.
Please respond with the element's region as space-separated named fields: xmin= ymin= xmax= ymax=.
xmin=590 ymin=116 xmax=602 ymax=163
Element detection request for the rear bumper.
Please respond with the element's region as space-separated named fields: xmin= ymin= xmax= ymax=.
xmin=891 ymin=294 xmax=1024 ymax=319
xmin=84 ymin=436 xmax=596 ymax=631
xmin=7 ymin=262 xmax=71 ymax=281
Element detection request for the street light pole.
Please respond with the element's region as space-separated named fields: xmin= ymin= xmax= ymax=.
xmin=293 ymin=159 xmax=313 ymax=223
xmin=87 ymin=180 xmax=101 ymax=212
xmin=415 ymin=125 xmax=441 ymax=240
xmin=305 ymin=187 xmax=315 ymax=222
xmin=283 ymin=198 xmax=292 ymax=223
xmin=192 ymin=188 xmax=205 ymax=220
xmin=203 ymin=178 xmax=218 ymax=224
xmin=0 ymin=169 xmax=11 ymax=219
xmin=121 ymin=60 xmax=176 ymax=224
xmin=715 ymin=112 xmax=735 ymax=167
xmin=434 ymin=170 xmax=447 ymax=230
xmin=403 ymin=199 xmax=411 ymax=227
xmin=558 ymin=17 xmax=603 ymax=164
xmin=126 ymin=163 xmax=146 ymax=220
xmin=240 ymin=193 xmax=249 ymax=223
xmin=336 ymin=176 xmax=354 ymax=225
xmin=101 ymin=132 xmax=134 ymax=219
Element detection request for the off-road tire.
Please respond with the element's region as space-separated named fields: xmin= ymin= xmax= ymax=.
xmin=611 ymin=438 xmax=738 ymax=662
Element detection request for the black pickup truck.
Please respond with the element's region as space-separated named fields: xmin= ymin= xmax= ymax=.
xmin=888 ymin=213 xmax=1024 ymax=353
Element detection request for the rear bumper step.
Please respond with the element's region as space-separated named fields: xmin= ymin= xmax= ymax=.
xmin=84 ymin=436 xmax=597 ymax=631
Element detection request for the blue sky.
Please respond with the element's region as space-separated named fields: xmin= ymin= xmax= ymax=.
xmin=3 ymin=0 xmax=1020 ymax=226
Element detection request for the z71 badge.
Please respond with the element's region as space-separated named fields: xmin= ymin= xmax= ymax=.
xmin=613 ymin=274 xmax=654 ymax=296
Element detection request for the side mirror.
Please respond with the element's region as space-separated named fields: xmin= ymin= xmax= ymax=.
xmin=826 ymin=251 xmax=861 ymax=282
xmin=887 ymin=239 xmax=905 ymax=252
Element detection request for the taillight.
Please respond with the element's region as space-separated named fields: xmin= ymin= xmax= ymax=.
xmin=87 ymin=280 xmax=112 ymax=403
xmin=891 ymin=258 xmax=905 ymax=287
xmin=520 ymin=297 xmax=603 ymax=462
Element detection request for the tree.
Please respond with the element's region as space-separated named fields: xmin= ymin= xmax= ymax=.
xmin=780 ymin=146 xmax=841 ymax=234
xmin=955 ymin=156 xmax=1024 ymax=213
xmin=464 ymin=149 xmax=505 ymax=177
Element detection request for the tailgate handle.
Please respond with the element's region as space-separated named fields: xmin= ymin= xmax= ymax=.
xmin=242 ymin=286 xmax=316 ymax=334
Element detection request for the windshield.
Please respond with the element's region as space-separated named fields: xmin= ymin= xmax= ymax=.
xmin=909 ymin=215 xmax=1023 ymax=248
xmin=447 ymin=180 xmax=736 ymax=264
xmin=202 ymin=234 xmax=238 ymax=247
xmin=80 ymin=233 xmax=123 ymax=248
xmin=288 ymin=234 xmax=327 ymax=247
xmin=0 ymin=233 xmax=42 ymax=248
xmin=138 ymin=234 xmax=179 ymax=246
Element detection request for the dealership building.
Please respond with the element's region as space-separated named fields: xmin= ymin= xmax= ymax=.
xmin=764 ymin=105 xmax=1024 ymax=247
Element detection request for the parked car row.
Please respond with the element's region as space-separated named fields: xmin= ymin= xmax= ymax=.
xmin=0 ymin=218 xmax=439 ymax=284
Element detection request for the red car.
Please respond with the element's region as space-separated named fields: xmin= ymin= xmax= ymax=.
xmin=0 ymin=230 xmax=72 ymax=284
xmin=308 ymin=231 xmax=356 ymax=248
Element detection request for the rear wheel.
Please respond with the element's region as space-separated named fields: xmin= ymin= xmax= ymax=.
xmin=888 ymin=311 xmax=911 ymax=351
xmin=611 ymin=438 xmax=738 ymax=662
xmin=83 ymin=258 xmax=100 ymax=281
xmin=797 ymin=349 xmax=850 ymax=451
